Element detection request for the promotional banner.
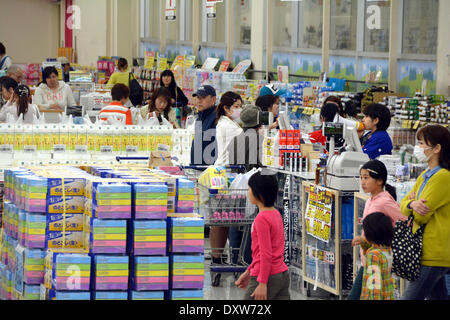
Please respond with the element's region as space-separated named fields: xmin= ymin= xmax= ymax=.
xmin=304 ymin=185 xmax=333 ymax=243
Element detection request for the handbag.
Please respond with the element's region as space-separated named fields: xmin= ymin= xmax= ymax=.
xmin=391 ymin=214 xmax=426 ymax=281
xmin=128 ymin=72 xmax=144 ymax=107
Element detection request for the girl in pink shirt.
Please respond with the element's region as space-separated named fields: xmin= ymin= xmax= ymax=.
xmin=348 ymin=160 xmax=407 ymax=300
xmin=235 ymin=171 xmax=289 ymax=300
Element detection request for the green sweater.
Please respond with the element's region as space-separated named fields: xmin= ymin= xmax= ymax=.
xmin=400 ymin=168 xmax=450 ymax=267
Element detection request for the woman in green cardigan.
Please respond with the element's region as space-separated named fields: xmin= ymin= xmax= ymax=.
xmin=400 ymin=124 xmax=450 ymax=300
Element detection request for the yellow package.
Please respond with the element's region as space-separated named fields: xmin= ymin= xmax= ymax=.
xmin=77 ymin=125 xmax=87 ymax=147
xmin=112 ymin=125 xmax=122 ymax=152
xmin=104 ymin=126 xmax=113 ymax=147
xmin=14 ymin=124 xmax=24 ymax=151
xmin=129 ymin=126 xmax=139 ymax=147
xmin=148 ymin=135 xmax=156 ymax=151
xmin=121 ymin=127 xmax=130 ymax=152
xmin=59 ymin=124 xmax=69 ymax=147
xmin=68 ymin=125 xmax=78 ymax=151
xmin=87 ymin=126 xmax=96 ymax=152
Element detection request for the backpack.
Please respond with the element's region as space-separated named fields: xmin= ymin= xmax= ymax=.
xmin=391 ymin=214 xmax=426 ymax=281
xmin=128 ymin=72 xmax=143 ymax=106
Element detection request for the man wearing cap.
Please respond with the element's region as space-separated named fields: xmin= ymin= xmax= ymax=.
xmin=228 ymin=104 xmax=264 ymax=171
xmin=190 ymin=85 xmax=218 ymax=165
xmin=57 ymin=57 xmax=73 ymax=82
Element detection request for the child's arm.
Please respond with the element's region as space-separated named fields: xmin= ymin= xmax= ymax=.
xmin=253 ymin=216 xmax=273 ymax=285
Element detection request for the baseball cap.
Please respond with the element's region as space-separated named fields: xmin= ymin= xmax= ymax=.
xmin=193 ymin=85 xmax=216 ymax=98
xmin=259 ymin=84 xmax=286 ymax=97
xmin=240 ymin=104 xmax=262 ymax=128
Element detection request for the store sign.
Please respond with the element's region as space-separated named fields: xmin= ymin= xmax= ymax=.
xmin=206 ymin=0 xmax=218 ymax=19
xmin=282 ymin=175 xmax=291 ymax=266
xmin=144 ymin=51 xmax=155 ymax=70
xmin=304 ymin=185 xmax=333 ymax=243
xmin=165 ymin=0 xmax=176 ymax=21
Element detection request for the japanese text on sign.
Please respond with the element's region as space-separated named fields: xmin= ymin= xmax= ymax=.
xmin=305 ymin=186 xmax=333 ymax=243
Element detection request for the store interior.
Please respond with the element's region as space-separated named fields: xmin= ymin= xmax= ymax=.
xmin=0 ymin=0 xmax=449 ymax=301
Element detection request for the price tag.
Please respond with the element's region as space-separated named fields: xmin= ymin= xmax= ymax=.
xmin=292 ymin=105 xmax=299 ymax=112
xmin=23 ymin=146 xmax=37 ymax=153
xmin=53 ymin=145 xmax=66 ymax=153
xmin=100 ymin=146 xmax=113 ymax=154
xmin=402 ymin=120 xmax=408 ymax=129
xmin=413 ymin=121 xmax=421 ymax=130
xmin=0 ymin=145 xmax=14 ymax=153
xmin=126 ymin=146 xmax=138 ymax=153
xmin=75 ymin=145 xmax=88 ymax=154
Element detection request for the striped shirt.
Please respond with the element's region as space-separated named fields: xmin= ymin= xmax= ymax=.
xmin=361 ymin=246 xmax=395 ymax=300
xmin=99 ymin=101 xmax=132 ymax=125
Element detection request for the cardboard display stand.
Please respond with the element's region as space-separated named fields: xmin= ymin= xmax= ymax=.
xmin=302 ymin=181 xmax=340 ymax=296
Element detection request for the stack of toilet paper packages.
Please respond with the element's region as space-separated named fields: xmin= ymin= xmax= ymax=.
xmin=170 ymin=255 xmax=204 ymax=290
xmin=133 ymin=220 xmax=166 ymax=256
xmin=44 ymin=252 xmax=91 ymax=292
xmin=94 ymin=255 xmax=129 ymax=291
xmin=132 ymin=256 xmax=169 ymax=291
xmin=84 ymin=218 xmax=128 ymax=254
xmin=93 ymin=183 xmax=132 ymax=219
xmin=167 ymin=217 xmax=204 ymax=253
xmin=175 ymin=179 xmax=196 ymax=215
xmin=133 ymin=183 xmax=168 ymax=220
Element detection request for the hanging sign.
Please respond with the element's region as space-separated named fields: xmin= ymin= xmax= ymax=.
xmin=206 ymin=0 xmax=218 ymax=19
xmin=165 ymin=0 xmax=176 ymax=21
xmin=304 ymin=185 xmax=333 ymax=243
xmin=232 ymin=59 xmax=252 ymax=74
xmin=218 ymin=61 xmax=230 ymax=72
xmin=277 ymin=65 xmax=289 ymax=84
xmin=144 ymin=51 xmax=155 ymax=69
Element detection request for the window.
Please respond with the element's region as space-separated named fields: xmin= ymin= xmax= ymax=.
xmin=299 ymin=0 xmax=323 ymax=49
xmin=364 ymin=0 xmax=390 ymax=53
xmin=330 ymin=0 xmax=357 ymax=51
xmin=234 ymin=0 xmax=252 ymax=46
xmin=140 ymin=0 xmax=160 ymax=39
xmin=272 ymin=0 xmax=294 ymax=47
xmin=166 ymin=0 xmax=181 ymax=41
xmin=402 ymin=0 xmax=438 ymax=55
xmin=204 ymin=0 xmax=226 ymax=43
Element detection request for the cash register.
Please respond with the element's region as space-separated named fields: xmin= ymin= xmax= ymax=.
xmin=324 ymin=122 xmax=369 ymax=191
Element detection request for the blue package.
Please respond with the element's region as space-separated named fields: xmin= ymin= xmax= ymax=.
xmin=95 ymin=291 xmax=128 ymax=300
xmin=131 ymin=291 xmax=164 ymax=300
xmin=95 ymin=255 xmax=129 ymax=265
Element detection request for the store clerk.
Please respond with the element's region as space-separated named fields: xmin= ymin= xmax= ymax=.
xmin=33 ymin=66 xmax=76 ymax=112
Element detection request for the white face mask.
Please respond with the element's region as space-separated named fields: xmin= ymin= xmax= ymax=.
xmin=413 ymin=145 xmax=433 ymax=163
xmin=231 ymin=108 xmax=241 ymax=121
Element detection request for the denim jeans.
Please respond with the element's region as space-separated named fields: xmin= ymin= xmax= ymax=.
xmin=401 ymin=266 xmax=450 ymax=300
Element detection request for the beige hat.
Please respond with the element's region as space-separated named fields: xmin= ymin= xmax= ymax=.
xmin=57 ymin=56 xmax=70 ymax=65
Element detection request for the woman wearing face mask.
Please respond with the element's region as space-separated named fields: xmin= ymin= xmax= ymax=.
xmin=214 ymin=92 xmax=243 ymax=166
xmin=400 ymin=125 xmax=450 ymax=300
xmin=140 ymin=87 xmax=179 ymax=129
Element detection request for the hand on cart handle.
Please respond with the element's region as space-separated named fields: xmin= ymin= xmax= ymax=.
xmin=235 ymin=269 xmax=250 ymax=290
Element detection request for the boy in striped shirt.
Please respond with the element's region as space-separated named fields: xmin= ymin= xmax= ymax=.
xmin=359 ymin=212 xmax=396 ymax=300
xmin=99 ymin=83 xmax=132 ymax=125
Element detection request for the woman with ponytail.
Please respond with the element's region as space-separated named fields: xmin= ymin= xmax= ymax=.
xmin=348 ymin=160 xmax=407 ymax=300
xmin=0 ymin=84 xmax=39 ymax=124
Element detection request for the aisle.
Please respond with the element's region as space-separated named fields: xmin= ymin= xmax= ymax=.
xmin=203 ymin=239 xmax=316 ymax=300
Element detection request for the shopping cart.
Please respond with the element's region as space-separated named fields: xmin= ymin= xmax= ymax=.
xmin=197 ymin=181 xmax=257 ymax=287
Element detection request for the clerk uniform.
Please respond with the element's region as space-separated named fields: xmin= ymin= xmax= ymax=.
xmin=361 ymin=130 xmax=393 ymax=160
